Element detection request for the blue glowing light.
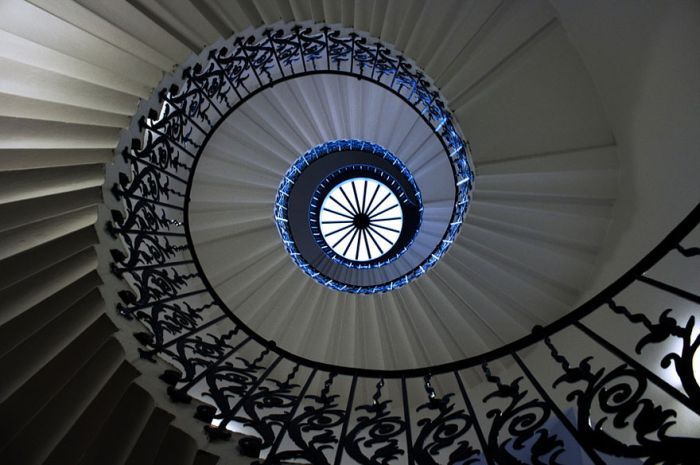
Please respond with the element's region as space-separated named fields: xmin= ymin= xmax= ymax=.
xmin=275 ymin=137 xmax=471 ymax=294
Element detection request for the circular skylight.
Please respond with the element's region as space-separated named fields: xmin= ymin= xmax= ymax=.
xmin=319 ymin=177 xmax=404 ymax=262
xmin=274 ymin=138 xmax=465 ymax=294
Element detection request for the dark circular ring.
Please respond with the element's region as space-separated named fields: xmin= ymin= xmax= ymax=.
xmin=276 ymin=139 xmax=434 ymax=293
xmin=309 ymin=163 xmax=422 ymax=269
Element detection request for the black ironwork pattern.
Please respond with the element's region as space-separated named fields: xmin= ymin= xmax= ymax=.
xmin=106 ymin=18 xmax=700 ymax=464
xmin=111 ymin=19 xmax=473 ymax=342
xmin=202 ymin=348 xmax=277 ymax=424
xmin=413 ymin=376 xmax=481 ymax=465
xmin=481 ymin=363 xmax=565 ymax=465
xmin=263 ymin=372 xmax=347 ymax=465
xmin=214 ymin=363 xmax=304 ymax=450
xmin=545 ymin=335 xmax=700 ymax=464
xmin=343 ymin=379 xmax=408 ymax=464
xmin=608 ymin=299 xmax=700 ymax=411
xmin=159 ymin=326 xmax=245 ymax=390
xmin=133 ymin=297 xmax=215 ymax=353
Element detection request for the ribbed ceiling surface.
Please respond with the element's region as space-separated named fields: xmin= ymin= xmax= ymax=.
xmin=0 ymin=1 xmax=667 ymax=464
xmin=2 ymin=0 xmax=617 ymax=373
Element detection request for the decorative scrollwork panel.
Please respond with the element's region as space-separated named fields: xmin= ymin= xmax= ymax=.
xmin=407 ymin=374 xmax=484 ymax=465
xmin=205 ymin=360 xmax=313 ymax=451
xmin=477 ymin=361 xmax=598 ymax=465
xmin=543 ymin=329 xmax=700 ymax=465
xmin=132 ymin=296 xmax=219 ymax=350
xmin=603 ymin=289 xmax=700 ymax=413
xmin=342 ymin=378 xmax=409 ymax=465
xmin=153 ymin=319 xmax=245 ymax=388
xmin=263 ymin=372 xmax=352 ymax=465
xmin=102 ymin=19 xmax=700 ymax=465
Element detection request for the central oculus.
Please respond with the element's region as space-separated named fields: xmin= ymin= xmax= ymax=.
xmin=310 ymin=164 xmax=420 ymax=267
xmin=275 ymin=140 xmax=427 ymax=293
xmin=319 ymin=177 xmax=403 ymax=262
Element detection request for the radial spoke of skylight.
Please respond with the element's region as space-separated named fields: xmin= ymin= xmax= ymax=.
xmin=319 ymin=177 xmax=403 ymax=262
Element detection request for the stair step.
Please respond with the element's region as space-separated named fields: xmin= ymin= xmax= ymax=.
xmin=124 ymin=408 xmax=175 ymax=465
xmin=0 ymin=271 xmax=100 ymax=358
xmin=0 ymin=187 xmax=101 ymax=233
xmin=0 ymin=226 xmax=97 ymax=292
xmin=44 ymin=362 xmax=140 ymax=465
xmin=193 ymin=450 xmax=220 ymax=465
xmin=153 ymin=425 xmax=198 ymax=465
xmin=76 ymin=383 xmax=155 ymax=465
xmin=0 ymin=337 xmax=124 ymax=464
xmin=0 ymin=312 xmax=115 ymax=418
xmin=0 ymin=244 xmax=98 ymax=328
xmin=0 ymin=289 xmax=105 ymax=402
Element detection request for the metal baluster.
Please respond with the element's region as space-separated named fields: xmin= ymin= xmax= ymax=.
xmin=293 ymin=26 xmax=307 ymax=73
xmin=638 ymin=275 xmax=700 ymax=305
xmin=419 ymin=91 xmax=437 ymax=117
xmin=323 ymin=27 xmax=330 ymax=71
xmin=170 ymin=335 xmax=252 ymax=397
xmin=236 ymin=37 xmax=263 ymax=88
xmin=390 ymin=56 xmax=403 ymax=90
xmin=180 ymin=67 xmax=226 ymax=117
xmin=219 ymin=354 xmax=283 ymax=424
xmin=266 ymin=369 xmax=318 ymax=458
xmin=370 ymin=43 xmax=381 ymax=80
xmin=350 ymin=33 xmax=356 ymax=73
xmin=512 ymin=352 xmax=608 ymax=465
xmin=211 ymin=350 xmax=280 ymax=433
xmin=401 ymin=377 xmax=415 ymax=465
xmin=208 ymin=52 xmax=244 ymax=102
xmin=401 ymin=377 xmax=413 ymax=465
xmin=159 ymin=94 xmax=209 ymax=135
xmin=137 ymin=314 xmax=228 ymax=358
xmin=333 ymin=375 xmax=357 ymax=465
xmin=122 ymin=151 xmax=190 ymax=184
xmin=405 ymin=73 xmax=418 ymax=103
xmin=574 ymin=320 xmax=700 ymax=415
xmin=454 ymin=371 xmax=493 ymax=465
xmin=112 ymin=190 xmax=184 ymax=211
xmin=542 ymin=333 xmax=700 ymax=463
xmin=264 ymin=29 xmax=286 ymax=78
xmin=140 ymin=126 xmax=198 ymax=158
xmin=119 ymin=288 xmax=208 ymax=316
xmin=607 ymin=298 xmax=700 ymax=410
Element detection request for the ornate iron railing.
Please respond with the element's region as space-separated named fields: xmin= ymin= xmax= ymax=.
xmin=108 ymin=22 xmax=700 ymax=465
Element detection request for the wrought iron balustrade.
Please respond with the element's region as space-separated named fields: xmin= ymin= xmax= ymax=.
xmin=107 ymin=22 xmax=700 ymax=465
xmin=115 ymin=201 xmax=700 ymax=465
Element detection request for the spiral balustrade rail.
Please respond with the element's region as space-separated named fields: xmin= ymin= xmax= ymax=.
xmin=1 ymin=1 xmax=697 ymax=464
xmin=105 ymin=21 xmax=700 ymax=465
xmin=114 ymin=196 xmax=700 ymax=465
xmin=110 ymin=22 xmax=472 ymax=295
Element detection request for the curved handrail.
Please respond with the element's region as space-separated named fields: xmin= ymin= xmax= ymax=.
xmin=107 ymin=22 xmax=700 ymax=464
xmin=110 ymin=22 xmax=474 ymax=372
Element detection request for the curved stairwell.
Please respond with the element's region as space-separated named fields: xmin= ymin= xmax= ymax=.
xmin=1 ymin=1 xmax=699 ymax=464
xmin=181 ymin=60 xmax=612 ymax=369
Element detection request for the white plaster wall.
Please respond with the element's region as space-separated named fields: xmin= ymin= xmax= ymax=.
xmin=551 ymin=0 xmax=700 ymax=302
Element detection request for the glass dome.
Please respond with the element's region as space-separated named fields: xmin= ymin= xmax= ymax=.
xmin=318 ymin=177 xmax=404 ymax=262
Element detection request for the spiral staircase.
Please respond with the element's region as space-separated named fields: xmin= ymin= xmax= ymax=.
xmin=1 ymin=1 xmax=699 ymax=464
